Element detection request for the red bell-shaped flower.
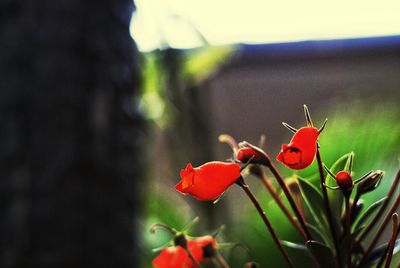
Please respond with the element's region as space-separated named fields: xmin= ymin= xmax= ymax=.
xmin=188 ymin=235 xmax=218 ymax=261
xmin=277 ymin=127 xmax=319 ymax=170
xmin=152 ymin=236 xmax=218 ymax=268
xmin=175 ymin=161 xmax=241 ymax=201
xmin=152 ymin=246 xmax=191 ymax=268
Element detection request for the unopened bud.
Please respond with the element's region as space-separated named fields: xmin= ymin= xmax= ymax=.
xmin=357 ymin=170 xmax=384 ymax=195
xmin=336 ymin=171 xmax=353 ymax=194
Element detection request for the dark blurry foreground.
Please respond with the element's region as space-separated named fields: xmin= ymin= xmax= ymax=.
xmin=0 ymin=1 xmax=143 ymax=267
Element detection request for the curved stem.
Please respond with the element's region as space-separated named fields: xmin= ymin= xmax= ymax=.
xmin=384 ymin=215 xmax=400 ymax=268
xmin=257 ymin=167 xmax=307 ymax=240
xmin=149 ymin=223 xmax=177 ymax=235
xmin=236 ymin=178 xmax=295 ymax=268
xmin=316 ymin=148 xmax=342 ymax=264
xmin=266 ymin=161 xmax=313 ymax=240
xmin=376 ymin=214 xmax=400 ymax=268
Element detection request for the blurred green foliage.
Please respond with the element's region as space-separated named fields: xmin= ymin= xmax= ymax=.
xmin=138 ymin=46 xmax=236 ymax=128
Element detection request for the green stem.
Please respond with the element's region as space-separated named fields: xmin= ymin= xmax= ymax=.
xmin=316 ymin=148 xmax=342 ymax=265
xmin=236 ymin=178 xmax=295 ymax=268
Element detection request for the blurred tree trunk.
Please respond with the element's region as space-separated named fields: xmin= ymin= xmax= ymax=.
xmin=0 ymin=0 xmax=143 ymax=267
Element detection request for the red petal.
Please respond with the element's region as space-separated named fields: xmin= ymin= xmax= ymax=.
xmin=175 ymin=182 xmax=187 ymax=194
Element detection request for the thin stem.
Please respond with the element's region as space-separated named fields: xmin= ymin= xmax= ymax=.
xmin=357 ymin=182 xmax=400 ymax=267
xmin=236 ymin=178 xmax=295 ymax=268
xmin=258 ymin=167 xmax=307 ymax=240
xmin=267 ymin=161 xmax=313 ymax=240
xmin=350 ymin=192 xmax=361 ymax=224
xmin=384 ymin=215 xmax=400 ymax=268
xmin=149 ymin=223 xmax=177 ymax=235
xmin=214 ymin=252 xmax=230 ymax=268
xmin=376 ymin=214 xmax=400 ymax=268
xmin=357 ymin=170 xmax=400 ymax=243
xmin=345 ymin=195 xmax=352 ymax=268
xmin=316 ymin=148 xmax=341 ymax=264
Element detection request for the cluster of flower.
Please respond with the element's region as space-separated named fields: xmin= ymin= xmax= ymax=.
xmin=151 ymin=105 xmax=399 ymax=268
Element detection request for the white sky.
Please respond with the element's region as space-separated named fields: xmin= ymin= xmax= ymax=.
xmin=130 ymin=0 xmax=400 ymax=51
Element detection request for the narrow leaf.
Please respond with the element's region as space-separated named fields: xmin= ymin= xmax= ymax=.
xmin=281 ymin=240 xmax=307 ymax=251
xmin=298 ymin=177 xmax=328 ymax=231
xmin=306 ymin=240 xmax=337 ymax=268
xmin=352 ymin=197 xmax=388 ymax=233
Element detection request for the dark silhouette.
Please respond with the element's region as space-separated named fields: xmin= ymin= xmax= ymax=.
xmin=0 ymin=0 xmax=143 ymax=267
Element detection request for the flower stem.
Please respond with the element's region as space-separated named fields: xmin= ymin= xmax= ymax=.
xmin=376 ymin=214 xmax=400 ymax=268
xmin=316 ymin=148 xmax=341 ymax=264
xmin=345 ymin=195 xmax=352 ymax=268
xmin=214 ymin=252 xmax=230 ymax=268
xmin=383 ymin=214 xmax=399 ymax=268
xmin=255 ymin=166 xmax=307 ymax=240
xmin=236 ymin=177 xmax=295 ymax=268
xmin=266 ymin=161 xmax=313 ymax=240
xmin=357 ymin=169 xmax=400 ymax=244
xmin=356 ymin=179 xmax=400 ymax=267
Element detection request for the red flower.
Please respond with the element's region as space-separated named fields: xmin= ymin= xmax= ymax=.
xmin=152 ymin=236 xmax=218 ymax=268
xmin=335 ymin=171 xmax=353 ymax=192
xmin=188 ymin=236 xmax=217 ymax=261
xmin=152 ymin=246 xmax=191 ymax=268
xmin=175 ymin=161 xmax=241 ymax=201
xmin=276 ymin=127 xmax=319 ymax=170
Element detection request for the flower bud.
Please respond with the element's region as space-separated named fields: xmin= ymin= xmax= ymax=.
xmin=236 ymin=144 xmax=269 ymax=165
xmin=335 ymin=171 xmax=353 ymax=194
xmin=356 ymin=170 xmax=384 ymax=195
xmin=237 ymin=147 xmax=260 ymax=163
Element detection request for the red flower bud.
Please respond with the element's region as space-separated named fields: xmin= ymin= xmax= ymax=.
xmin=188 ymin=236 xmax=218 ymax=261
xmin=236 ymin=147 xmax=261 ymax=163
xmin=152 ymin=246 xmax=191 ymax=268
xmin=175 ymin=162 xmax=241 ymax=201
xmin=276 ymin=127 xmax=319 ymax=170
xmin=152 ymin=236 xmax=218 ymax=268
xmin=335 ymin=171 xmax=353 ymax=192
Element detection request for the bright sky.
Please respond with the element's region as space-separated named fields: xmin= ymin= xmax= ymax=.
xmin=130 ymin=0 xmax=400 ymax=51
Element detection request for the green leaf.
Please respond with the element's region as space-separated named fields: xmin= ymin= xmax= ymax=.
xmin=281 ymin=240 xmax=307 ymax=251
xmin=306 ymin=240 xmax=337 ymax=268
xmin=325 ymin=153 xmax=354 ymax=234
xmin=352 ymin=197 xmax=387 ymax=232
xmin=306 ymin=223 xmax=330 ymax=246
xmin=298 ymin=177 xmax=329 ymax=233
